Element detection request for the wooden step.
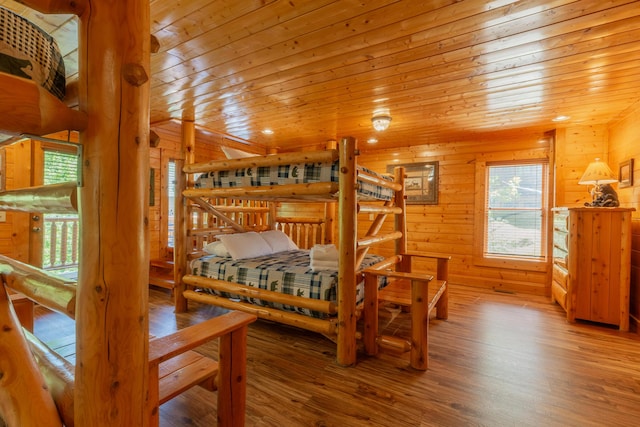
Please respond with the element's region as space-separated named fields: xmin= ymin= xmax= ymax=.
xmin=149 ymin=265 xmax=175 ymax=290
xmin=150 ymin=258 xmax=174 ymax=269
xmin=158 ymin=350 xmax=219 ymax=405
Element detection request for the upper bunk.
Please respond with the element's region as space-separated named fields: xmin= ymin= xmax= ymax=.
xmin=0 ymin=5 xmax=86 ymax=144
xmin=181 ymin=143 xmax=403 ymax=204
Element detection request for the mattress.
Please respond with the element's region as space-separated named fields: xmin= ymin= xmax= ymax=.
xmin=194 ymin=161 xmax=394 ymax=201
xmin=190 ymin=250 xmax=387 ymax=318
xmin=0 ymin=6 xmax=66 ymax=100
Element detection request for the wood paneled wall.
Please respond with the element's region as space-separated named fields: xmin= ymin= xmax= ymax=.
xmin=554 ymin=124 xmax=609 ymax=208
xmin=632 ymin=220 xmax=640 ymax=326
xmin=359 ymin=137 xmax=551 ymax=295
xmin=607 ymin=102 xmax=640 ymax=330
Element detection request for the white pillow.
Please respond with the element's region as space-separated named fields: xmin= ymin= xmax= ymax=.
xmin=260 ymin=230 xmax=298 ymax=253
xmin=216 ymin=232 xmax=273 ymax=260
xmin=203 ymin=241 xmax=230 ymax=257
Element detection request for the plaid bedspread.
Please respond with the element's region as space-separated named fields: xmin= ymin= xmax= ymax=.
xmin=194 ymin=161 xmax=394 ymax=201
xmin=190 ymin=250 xmax=386 ymax=318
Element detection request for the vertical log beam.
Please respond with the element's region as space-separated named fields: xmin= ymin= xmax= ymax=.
xmin=324 ymin=139 xmax=337 ymax=244
xmin=75 ymin=1 xmax=151 ymax=425
xmin=173 ymin=158 xmax=187 ymax=312
xmin=394 ymin=166 xmax=407 ymax=255
xmin=337 ymin=136 xmax=357 ymax=366
xmin=175 ymin=118 xmax=195 ymax=312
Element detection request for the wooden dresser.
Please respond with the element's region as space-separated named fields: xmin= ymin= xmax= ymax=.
xmin=551 ymin=207 xmax=634 ymax=331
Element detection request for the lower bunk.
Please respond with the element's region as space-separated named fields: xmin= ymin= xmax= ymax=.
xmin=180 ymin=243 xmax=450 ymax=370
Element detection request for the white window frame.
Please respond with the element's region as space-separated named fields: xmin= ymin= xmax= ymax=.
xmin=473 ymin=153 xmax=550 ymax=272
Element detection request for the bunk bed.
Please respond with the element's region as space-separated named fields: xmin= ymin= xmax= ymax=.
xmin=0 ymin=3 xmax=254 ymax=426
xmin=175 ymin=137 xmax=450 ymax=369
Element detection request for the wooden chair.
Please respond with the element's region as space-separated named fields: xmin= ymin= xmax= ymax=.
xmin=362 ymin=252 xmax=450 ymax=370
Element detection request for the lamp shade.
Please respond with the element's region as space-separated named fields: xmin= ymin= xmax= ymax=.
xmin=578 ymin=158 xmax=617 ymax=185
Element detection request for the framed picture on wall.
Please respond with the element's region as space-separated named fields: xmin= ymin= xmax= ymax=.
xmin=618 ymin=159 xmax=634 ymax=188
xmin=387 ymin=161 xmax=439 ymax=204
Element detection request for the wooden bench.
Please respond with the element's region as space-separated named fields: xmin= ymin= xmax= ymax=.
xmin=148 ymin=310 xmax=256 ymax=427
xmin=362 ymin=252 xmax=450 ymax=370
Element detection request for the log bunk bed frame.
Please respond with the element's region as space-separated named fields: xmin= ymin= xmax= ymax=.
xmin=173 ymin=136 xmax=451 ymax=370
xmin=0 ymin=2 xmax=255 ymax=426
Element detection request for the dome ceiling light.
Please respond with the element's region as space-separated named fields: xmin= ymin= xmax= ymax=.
xmin=371 ymin=114 xmax=392 ymax=131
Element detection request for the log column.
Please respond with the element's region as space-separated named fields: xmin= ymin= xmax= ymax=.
xmin=75 ymin=1 xmax=151 ymax=425
xmin=337 ymin=136 xmax=357 ymax=366
xmin=174 ymin=118 xmax=195 ymax=313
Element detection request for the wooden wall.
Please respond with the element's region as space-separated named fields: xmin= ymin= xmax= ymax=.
xmin=554 ymin=124 xmax=609 ymax=208
xmin=358 ymin=137 xmax=552 ymax=296
xmin=607 ymin=101 xmax=640 ymax=327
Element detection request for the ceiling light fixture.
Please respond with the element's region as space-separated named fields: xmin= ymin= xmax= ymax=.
xmin=261 ymin=128 xmax=274 ymax=135
xmin=367 ymin=137 xmax=378 ymax=144
xmin=371 ymin=114 xmax=392 ymax=131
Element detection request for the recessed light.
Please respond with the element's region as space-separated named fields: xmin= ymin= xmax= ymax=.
xmin=367 ymin=137 xmax=378 ymax=144
xmin=262 ymin=129 xmax=274 ymax=135
xmin=552 ymin=115 xmax=570 ymax=122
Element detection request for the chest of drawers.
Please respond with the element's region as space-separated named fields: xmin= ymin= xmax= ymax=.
xmin=551 ymin=207 xmax=633 ymax=331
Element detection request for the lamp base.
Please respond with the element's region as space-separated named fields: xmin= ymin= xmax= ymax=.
xmin=584 ymin=183 xmax=619 ymax=207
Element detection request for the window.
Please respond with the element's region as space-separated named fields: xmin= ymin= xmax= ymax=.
xmin=474 ymin=157 xmax=549 ymax=270
xmin=167 ymin=160 xmax=175 ymax=248
xmin=485 ymin=163 xmax=545 ymax=258
xmin=43 ymin=150 xmax=79 ymax=273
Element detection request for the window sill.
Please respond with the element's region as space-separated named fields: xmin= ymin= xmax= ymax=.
xmin=473 ymin=255 xmax=548 ymax=272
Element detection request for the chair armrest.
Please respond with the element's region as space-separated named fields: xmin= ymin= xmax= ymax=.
xmin=149 ymin=311 xmax=256 ymax=364
xmin=402 ymin=251 xmax=451 ymax=261
xmin=363 ymin=268 xmax=433 ymax=283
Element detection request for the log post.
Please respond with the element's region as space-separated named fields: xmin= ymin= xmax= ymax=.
xmin=75 ymin=1 xmax=151 ymax=425
xmin=174 ymin=117 xmax=195 ymax=313
xmin=337 ymin=136 xmax=357 ymax=366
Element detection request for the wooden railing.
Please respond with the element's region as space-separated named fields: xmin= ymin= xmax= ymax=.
xmin=43 ymin=216 xmax=79 ymax=272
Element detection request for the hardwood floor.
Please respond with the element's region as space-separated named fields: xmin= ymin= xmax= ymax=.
xmin=34 ymin=285 xmax=640 ymax=426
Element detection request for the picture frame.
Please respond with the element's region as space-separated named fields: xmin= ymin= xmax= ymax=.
xmin=387 ymin=161 xmax=439 ymax=204
xmin=618 ymin=159 xmax=634 ymax=188
xmin=149 ymin=168 xmax=156 ymax=206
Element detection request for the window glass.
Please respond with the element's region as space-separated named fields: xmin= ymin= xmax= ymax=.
xmin=485 ymin=163 xmax=545 ymax=258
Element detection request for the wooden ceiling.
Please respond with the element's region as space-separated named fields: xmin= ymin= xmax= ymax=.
xmin=3 ymin=0 xmax=640 ymax=152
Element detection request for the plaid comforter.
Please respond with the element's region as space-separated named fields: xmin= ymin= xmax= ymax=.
xmin=190 ymin=250 xmax=386 ymax=318
xmin=194 ymin=161 xmax=394 ymax=201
